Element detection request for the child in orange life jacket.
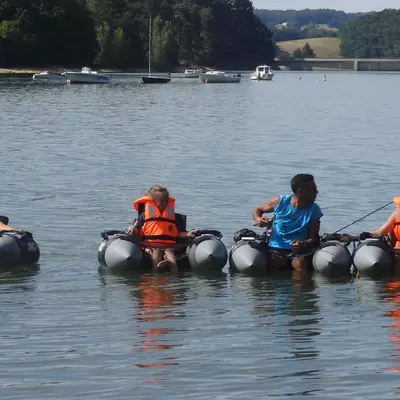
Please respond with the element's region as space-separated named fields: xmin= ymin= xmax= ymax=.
xmin=360 ymin=197 xmax=400 ymax=268
xmin=126 ymin=185 xmax=196 ymax=271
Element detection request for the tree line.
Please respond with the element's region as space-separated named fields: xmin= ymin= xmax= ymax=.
xmin=270 ymin=25 xmax=337 ymax=43
xmin=255 ymin=9 xmax=362 ymax=30
xmin=293 ymin=43 xmax=316 ymax=59
xmin=255 ymin=9 xmax=362 ymax=43
xmin=0 ymin=0 xmax=275 ymax=69
xmin=340 ymin=9 xmax=400 ymax=58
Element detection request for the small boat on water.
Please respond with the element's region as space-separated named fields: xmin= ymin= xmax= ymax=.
xmin=32 ymin=71 xmax=67 ymax=82
xmin=200 ymin=70 xmax=241 ymax=83
xmin=64 ymin=67 xmax=110 ymax=84
xmin=141 ymin=73 xmax=171 ymax=84
xmin=141 ymin=15 xmax=171 ymax=84
xmin=184 ymin=69 xmax=201 ymax=78
xmin=250 ymin=65 xmax=274 ymax=81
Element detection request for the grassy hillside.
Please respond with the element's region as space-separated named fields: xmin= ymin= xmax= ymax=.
xmin=277 ymin=37 xmax=341 ymax=58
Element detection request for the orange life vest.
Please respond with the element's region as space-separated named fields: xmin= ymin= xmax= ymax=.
xmin=133 ymin=195 xmax=178 ymax=244
xmin=393 ymin=197 xmax=400 ymax=249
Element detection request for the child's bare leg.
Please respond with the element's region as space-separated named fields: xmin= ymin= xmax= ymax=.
xmin=164 ymin=249 xmax=178 ymax=272
xmin=145 ymin=248 xmax=165 ymax=269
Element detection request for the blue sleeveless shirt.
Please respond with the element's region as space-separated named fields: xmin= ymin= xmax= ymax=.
xmin=268 ymin=194 xmax=323 ymax=250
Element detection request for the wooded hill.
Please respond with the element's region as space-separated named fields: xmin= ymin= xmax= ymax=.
xmin=0 ymin=0 xmax=275 ymax=69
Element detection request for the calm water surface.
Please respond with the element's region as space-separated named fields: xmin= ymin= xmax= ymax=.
xmin=1 ymin=72 xmax=400 ymax=399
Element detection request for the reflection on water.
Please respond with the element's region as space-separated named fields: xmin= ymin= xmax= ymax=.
xmin=383 ymin=281 xmax=400 ymax=374
xmin=0 ymin=264 xmax=40 ymax=291
xmin=132 ymin=275 xmax=183 ymax=366
xmin=287 ymin=277 xmax=320 ymax=362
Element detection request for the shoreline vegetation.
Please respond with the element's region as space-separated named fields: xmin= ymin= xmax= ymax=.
xmin=3 ymin=5 xmax=400 ymax=76
xmin=0 ymin=1 xmax=275 ymax=72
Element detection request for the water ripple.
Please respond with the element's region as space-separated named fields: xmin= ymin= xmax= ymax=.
xmin=1 ymin=72 xmax=400 ymax=399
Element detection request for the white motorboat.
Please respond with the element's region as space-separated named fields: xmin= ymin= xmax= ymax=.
xmin=250 ymin=65 xmax=275 ymax=81
xmin=184 ymin=69 xmax=201 ymax=78
xmin=32 ymin=71 xmax=67 ymax=82
xmin=64 ymin=67 xmax=110 ymax=84
xmin=199 ymin=71 xmax=241 ymax=83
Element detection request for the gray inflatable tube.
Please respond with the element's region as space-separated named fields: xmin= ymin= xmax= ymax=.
xmin=98 ymin=230 xmax=227 ymax=272
xmin=187 ymin=233 xmax=228 ymax=271
xmin=0 ymin=230 xmax=40 ymax=268
xmin=229 ymin=238 xmax=268 ymax=274
xmin=98 ymin=231 xmax=144 ymax=272
xmin=312 ymin=241 xmax=352 ymax=276
xmin=352 ymin=239 xmax=393 ymax=275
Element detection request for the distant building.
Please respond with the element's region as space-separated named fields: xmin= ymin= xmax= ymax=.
xmin=275 ymin=22 xmax=289 ymax=30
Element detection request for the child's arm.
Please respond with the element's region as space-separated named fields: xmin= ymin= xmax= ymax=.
xmin=178 ymin=230 xmax=197 ymax=239
xmin=125 ymin=225 xmax=139 ymax=236
xmin=125 ymin=215 xmax=144 ymax=236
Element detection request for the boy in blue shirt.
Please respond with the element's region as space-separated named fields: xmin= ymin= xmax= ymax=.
xmin=252 ymin=174 xmax=323 ymax=272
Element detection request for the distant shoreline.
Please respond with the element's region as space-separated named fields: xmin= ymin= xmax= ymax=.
xmin=0 ymin=67 xmax=159 ymax=76
xmin=0 ymin=66 xmax=215 ymax=76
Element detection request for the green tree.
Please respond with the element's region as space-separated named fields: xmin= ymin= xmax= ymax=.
xmin=151 ymin=16 xmax=176 ymax=70
xmin=0 ymin=1 xmax=97 ymax=66
xmin=293 ymin=47 xmax=303 ymax=58
xmin=302 ymin=42 xmax=316 ymax=58
xmin=340 ymin=9 xmax=400 ymax=58
xmin=0 ymin=0 xmax=276 ymax=68
xmin=95 ymin=22 xmax=112 ymax=65
xmin=196 ymin=7 xmax=214 ymax=65
xmin=256 ymin=8 xmax=362 ymax=29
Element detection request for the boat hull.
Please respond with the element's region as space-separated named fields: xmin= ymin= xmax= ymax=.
xmin=141 ymin=76 xmax=171 ymax=84
xmin=200 ymin=73 xmax=241 ymax=83
xmin=65 ymin=73 xmax=109 ymax=84
xmin=250 ymin=73 xmax=274 ymax=81
xmin=33 ymin=72 xmax=66 ymax=82
xmin=184 ymin=73 xmax=200 ymax=78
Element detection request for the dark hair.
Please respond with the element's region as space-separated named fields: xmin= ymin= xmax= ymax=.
xmin=291 ymin=174 xmax=315 ymax=193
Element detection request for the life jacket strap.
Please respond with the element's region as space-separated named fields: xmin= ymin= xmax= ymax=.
xmin=141 ymin=234 xmax=178 ymax=241
xmin=143 ymin=217 xmax=176 ymax=224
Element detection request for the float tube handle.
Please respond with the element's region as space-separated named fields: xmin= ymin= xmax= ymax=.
xmin=194 ymin=230 xmax=223 ymax=238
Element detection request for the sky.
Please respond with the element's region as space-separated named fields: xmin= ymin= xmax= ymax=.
xmin=253 ymin=0 xmax=400 ymax=13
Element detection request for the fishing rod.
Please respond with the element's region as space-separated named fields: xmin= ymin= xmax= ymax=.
xmin=333 ymin=200 xmax=394 ymax=234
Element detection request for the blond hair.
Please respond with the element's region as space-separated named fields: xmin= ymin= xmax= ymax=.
xmin=146 ymin=184 xmax=169 ymax=200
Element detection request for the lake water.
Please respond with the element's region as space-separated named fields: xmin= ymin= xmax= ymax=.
xmin=1 ymin=71 xmax=400 ymax=399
